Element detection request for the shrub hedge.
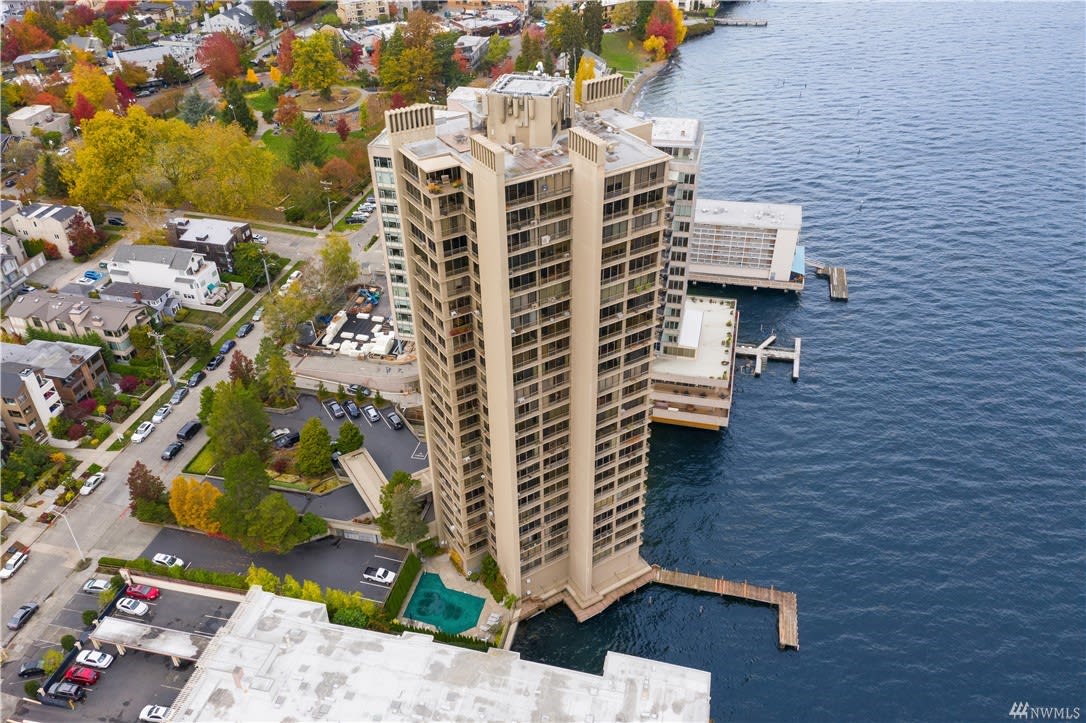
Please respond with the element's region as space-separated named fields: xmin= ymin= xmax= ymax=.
xmin=382 ymin=553 xmax=421 ymax=617
xmin=97 ymin=557 xmax=248 ymax=590
xmin=389 ymin=621 xmax=490 ymax=652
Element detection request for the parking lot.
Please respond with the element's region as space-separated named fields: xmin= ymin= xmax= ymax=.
xmin=1 ymin=585 xmax=232 ymax=722
xmin=270 ymin=393 xmax=428 ymax=479
xmin=143 ymin=527 xmax=407 ymax=604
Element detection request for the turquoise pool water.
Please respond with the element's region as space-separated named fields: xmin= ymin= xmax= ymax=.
xmin=402 ymin=573 xmax=485 ymax=635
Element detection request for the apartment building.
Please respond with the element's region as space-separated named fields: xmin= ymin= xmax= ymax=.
xmin=688 ymin=199 xmax=805 ymax=291
xmin=108 ymin=245 xmax=224 ymax=306
xmin=384 ymin=72 xmax=670 ymax=613
xmin=0 ymin=366 xmax=63 ymax=442
xmin=9 ymin=203 xmax=93 ymax=259
xmin=337 ymin=0 xmax=419 ymax=24
xmin=3 ymin=293 xmax=151 ymax=361
xmin=165 ymin=217 xmax=252 ymax=274
xmin=1 ymin=340 xmax=109 ymax=404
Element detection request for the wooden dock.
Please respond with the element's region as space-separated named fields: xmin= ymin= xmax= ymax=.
xmin=811 ymin=261 xmax=849 ymax=301
xmin=735 ymin=335 xmax=801 ymax=381
xmin=713 ymin=18 xmax=768 ymax=26
xmin=654 ymin=566 xmax=799 ymax=650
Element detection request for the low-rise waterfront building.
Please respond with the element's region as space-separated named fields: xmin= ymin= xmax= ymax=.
xmin=337 ymin=0 xmax=419 ymax=24
xmin=173 ymin=587 xmax=712 ymax=722
xmin=689 ymin=199 xmax=805 ymax=291
xmin=1 ymin=339 xmax=109 ymax=404
xmin=108 ymin=245 xmax=224 ymax=307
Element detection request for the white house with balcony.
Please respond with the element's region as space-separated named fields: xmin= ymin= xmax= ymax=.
xmin=108 ymin=244 xmax=225 ymax=307
xmin=0 ymin=365 xmax=64 ymax=442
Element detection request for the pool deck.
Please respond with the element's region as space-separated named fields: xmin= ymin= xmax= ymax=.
xmin=412 ymin=553 xmax=510 ymax=643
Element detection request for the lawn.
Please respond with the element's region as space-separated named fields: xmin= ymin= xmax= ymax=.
xmin=182 ymin=289 xmax=255 ymax=329
xmin=183 ymin=441 xmax=216 ymax=476
xmin=601 ymin=31 xmax=652 ymax=74
xmin=246 ymin=89 xmax=277 ymax=113
xmin=261 ymin=128 xmax=375 ymax=166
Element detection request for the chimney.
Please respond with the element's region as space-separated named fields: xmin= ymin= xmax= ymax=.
xmin=133 ymin=290 xmax=143 ymax=302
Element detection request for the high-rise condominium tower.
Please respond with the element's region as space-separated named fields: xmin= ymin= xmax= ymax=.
xmin=383 ymin=74 xmax=670 ymax=610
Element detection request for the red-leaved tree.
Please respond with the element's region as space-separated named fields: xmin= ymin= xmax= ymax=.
xmin=67 ymin=214 xmax=103 ymax=258
xmin=277 ymin=28 xmax=296 ymax=75
xmin=32 ymin=91 xmax=68 ymax=112
xmin=113 ymin=75 xmax=136 ymax=111
xmin=71 ymin=93 xmax=96 ymax=127
xmin=345 ymin=44 xmax=364 ymax=71
xmin=197 ymin=32 xmax=243 ymax=87
xmin=490 ymin=58 xmax=514 ymax=80
xmin=64 ymin=5 xmax=97 ymax=30
xmin=645 ymin=1 xmax=678 ymax=54
xmin=335 ymin=116 xmax=350 ymax=141
xmin=1 ymin=20 xmax=54 ymax=63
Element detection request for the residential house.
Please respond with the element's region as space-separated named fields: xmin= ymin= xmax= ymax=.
xmin=9 ymin=203 xmax=94 ymax=260
xmin=12 ymin=50 xmax=65 ymax=74
xmin=65 ymin=34 xmax=107 ymax=60
xmin=98 ymin=281 xmax=178 ymax=317
xmin=107 ymin=22 xmax=129 ymax=48
xmin=0 ymin=366 xmax=63 ymax=442
xmin=5 ymin=105 xmax=72 ymax=141
xmin=453 ymin=34 xmax=490 ymax=68
xmin=108 ymin=244 xmax=225 ymax=307
xmin=165 ymin=217 xmax=252 ymax=273
xmin=112 ymin=40 xmax=200 ymax=77
xmin=202 ymin=4 xmax=258 ymax=37
xmin=1 ymin=340 xmax=109 ymax=404
xmin=1 ymin=199 xmax=22 ymax=231
xmin=0 ymin=231 xmax=45 ymax=305
xmin=3 ymin=292 xmax=151 ymax=361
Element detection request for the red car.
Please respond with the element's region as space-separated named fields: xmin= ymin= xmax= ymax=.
xmin=63 ymin=666 xmax=100 ymax=686
xmin=125 ymin=584 xmax=161 ymax=601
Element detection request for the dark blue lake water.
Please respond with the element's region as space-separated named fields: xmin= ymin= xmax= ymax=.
xmin=512 ymin=3 xmax=1086 ymax=719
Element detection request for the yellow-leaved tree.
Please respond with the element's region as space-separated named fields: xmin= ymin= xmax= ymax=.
xmin=67 ymin=62 xmax=117 ymax=111
xmin=574 ymin=55 xmax=596 ymax=104
xmin=268 ymin=65 xmax=282 ymax=83
xmin=168 ymin=476 xmax=222 ymax=534
xmin=643 ymin=35 xmax=668 ymax=62
xmin=246 ymin=67 xmax=259 ymax=84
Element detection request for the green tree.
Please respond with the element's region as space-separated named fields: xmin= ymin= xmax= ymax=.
xmin=261 ymin=346 xmax=296 ymax=407
xmin=206 ymin=380 xmax=270 ymax=466
xmin=246 ymin=564 xmax=281 ymax=593
xmin=246 ymin=492 xmax=300 ymax=553
xmin=433 ymin=31 xmax=472 ymax=94
xmin=89 ymin=18 xmax=111 ymax=46
xmin=251 ymin=0 xmax=278 ymax=30
xmin=483 ymin=33 xmax=511 ymax=70
xmin=288 ymin=115 xmax=327 ymax=169
xmin=220 ymin=80 xmax=257 ymax=135
xmin=198 ymin=385 xmax=216 ymax=425
xmin=337 ymin=421 xmax=364 ymax=453
xmin=125 ymin=17 xmax=149 ymax=46
xmin=42 ymin=649 xmax=64 ymax=675
xmin=314 ymin=234 xmax=360 ymax=308
xmin=515 ymin=29 xmax=545 ymax=72
xmin=583 ymin=0 xmax=604 ymax=54
xmin=262 ymin=284 xmax=319 ymax=346
xmin=228 ymin=350 xmax=257 ymax=387
xmin=177 ymin=88 xmax=214 ymax=126
xmin=545 ymin=6 xmax=585 ymax=76
xmin=40 ymin=152 xmax=67 ymax=197
xmin=156 ymin=54 xmax=189 ymax=86
xmin=376 ymin=470 xmax=427 ymax=545
xmin=332 ymin=606 xmax=370 ymax=628
xmin=295 ymin=417 xmax=332 ymax=477
xmin=292 ymin=32 xmax=344 ymax=99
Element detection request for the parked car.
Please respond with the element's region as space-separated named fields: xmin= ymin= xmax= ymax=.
xmin=125 ymin=584 xmax=160 ymax=601
xmin=343 ymin=400 xmax=361 ymax=418
xmin=18 ymin=661 xmax=46 ymax=678
xmin=387 ymin=411 xmax=404 ymax=430
xmin=3 ymin=178 xmax=15 ymax=188
xmin=46 ymin=681 xmax=87 ymax=701
xmin=82 ymin=578 xmax=110 ymax=594
xmin=160 ymin=441 xmax=184 ymax=460
xmin=140 ymin=705 xmax=175 ymax=722
xmin=187 ymin=370 xmax=206 ymax=388
xmin=76 ymin=277 xmax=96 ymax=285
xmin=205 ymin=354 xmax=225 ymax=371
xmin=366 ymin=195 xmax=375 ymax=205
xmin=151 ymin=405 xmax=172 ymax=423
xmin=219 ymin=339 xmax=236 ymax=354
xmin=7 ymin=602 xmax=38 ymax=629
xmin=274 ymin=430 xmax=300 ymax=449
xmin=253 ymin=233 xmax=268 ymax=244
xmin=170 ymin=387 xmax=189 ymax=405
xmin=251 ymin=306 xmax=264 ymax=322
xmin=132 ymin=421 xmax=155 ymax=443
xmin=347 ymin=384 xmax=371 ymax=397
xmin=177 ymin=420 xmax=202 ymax=441
xmin=79 ymin=472 xmax=105 ymax=496
xmin=362 ymin=405 xmax=380 ymax=423
xmin=270 ymin=427 xmax=291 ymax=439
xmin=16 ymin=284 xmax=34 ymax=295
xmin=362 ymin=567 xmax=396 ymax=585
xmin=288 ymin=269 xmax=302 ymax=282
xmin=75 ymin=650 xmax=114 ymax=669
xmin=116 ymin=597 xmax=149 ymax=616
xmin=236 ymin=322 xmax=254 ymax=337
xmin=152 ymin=553 xmax=184 ymax=568
xmin=0 ymin=550 xmax=28 ymax=579
xmin=63 ymin=666 xmax=100 ymax=686
xmin=106 ymin=216 xmax=126 ymax=227
xmin=327 ymin=400 xmax=345 ymax=419
xmin=82 ymin=270 xmax=103 ymax=281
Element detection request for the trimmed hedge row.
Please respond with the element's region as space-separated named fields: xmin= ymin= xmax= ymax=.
xmin=383 ymin=553 xmax=421 ymax=616
xmin=390 ymin=621 xmax=490 ymax=652
xmin=97 ymin=557 xmax=248 ymax=590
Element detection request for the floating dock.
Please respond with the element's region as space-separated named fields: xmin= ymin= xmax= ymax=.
xmin=811 ymin=260 xmax=849 ymax=301
xmin=713 ymin=18 xmax=768 ymax=26
xmin=735 ymin=335 xmax=801 ymax=381
xmin=654 ymin=566 xmax=799 ymax=650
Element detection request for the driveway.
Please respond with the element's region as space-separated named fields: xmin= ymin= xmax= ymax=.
xmin=143 ymin=527 xmax=407 ymax=604
xmin=269 ymin=394 xmax=427 ymax=478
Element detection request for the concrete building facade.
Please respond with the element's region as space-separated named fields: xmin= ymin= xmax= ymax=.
xmin=384 ymin=73 xmax=669 ymax=612
xmin=688 ymin=199 xmax=805 ymax=291
xmin=4 ymin=104 xmax=71 ymax=139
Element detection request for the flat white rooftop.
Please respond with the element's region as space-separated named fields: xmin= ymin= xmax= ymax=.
xmin=491 ymin=73 xmax=568 ymax=97
xmin=653 ymin=296 xmax=737 ymax=379
xmin=173 ymin=217 xmax=246 ymax=245
xmin=651 ymin=116 xmax=702 ymax=147
xmin=694 ymin=198 xmax=802 ymax=230
xmin=174 ymin=587 xmax=711 ymax=722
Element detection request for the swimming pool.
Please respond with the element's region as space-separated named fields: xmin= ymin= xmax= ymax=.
xmin=402 ymin=573 xmax=486 ymax=635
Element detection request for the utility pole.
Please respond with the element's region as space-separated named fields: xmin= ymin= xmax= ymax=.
xmin=260 ymin=248 xmax=272 ymax=290
xmin=150 ymin=331 xmax=178 ymax=388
